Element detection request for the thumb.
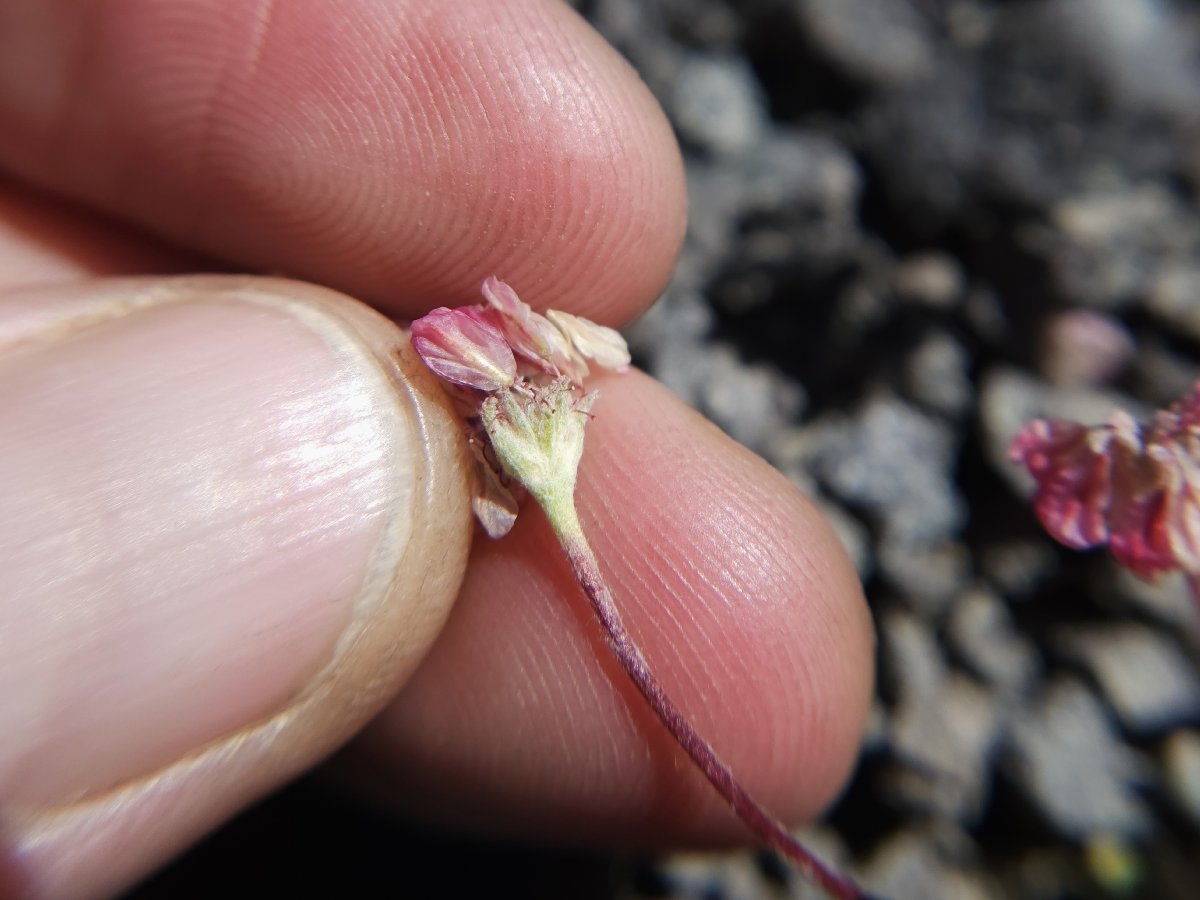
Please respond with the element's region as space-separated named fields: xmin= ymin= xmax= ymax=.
xmin=0 ymin=276 xmax=472 ymax=899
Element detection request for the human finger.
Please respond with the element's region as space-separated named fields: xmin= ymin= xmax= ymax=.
xmin=0 ymin=0 xmax=686 ymax=321
xmin=0 ymin=275 xmax=472 ymax=899
xmin=349 ymin=370 xmax=876 ymax=849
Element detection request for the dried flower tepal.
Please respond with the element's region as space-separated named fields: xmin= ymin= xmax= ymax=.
xmin=411 ymin=277 xmax=874 ymax=900
xmin=1010 ymin=381 xmax=1200 ymax=605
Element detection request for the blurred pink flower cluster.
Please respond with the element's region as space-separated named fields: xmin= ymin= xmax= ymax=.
xmin=1010 ymin=382 xmax=1200 ymax=602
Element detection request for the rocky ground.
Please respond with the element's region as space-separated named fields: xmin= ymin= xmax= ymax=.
xmin=131 ymin=2 xmax=1200 ymax=898
xmin=588 ymin=1 xmax=1200 ymax=898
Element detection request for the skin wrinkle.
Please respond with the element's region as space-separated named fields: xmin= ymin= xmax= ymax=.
xmin=111 ymin=9 xmax=237 ymax=243
xmin=2 ymin=283 xmax=422 ymax=812
xmin=569 ymin=487 xmax=753 ymax=785
xmin=241 ymin=0 xmax=278 ymax=81
xmin=707 ymin=502 xmax=786 ymax=614
xmin=0 ymin=1 xmax=685 ymax=320
xmin=650 ymin=557 xmax=749 ymax=748
xmin=582 ymin=385 xmax=851 ymax=787
xmin=523 ymin=619 xmax=599 ymax=805
xmin=519 ymin=523 xmax=664 ymax=815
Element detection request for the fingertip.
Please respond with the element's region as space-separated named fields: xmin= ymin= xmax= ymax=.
xmin=0 ymin=0 xmax=686 ymax=321
xmin=0 ymin=275 xmax=473 ymax=898
xmin=356 ymin=370 xmax=874 ymax=849
xmin=578 ymin=371 xmax=876 ymax=825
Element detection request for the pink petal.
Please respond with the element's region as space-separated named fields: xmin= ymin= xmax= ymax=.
xmin=480 ymin=276 xmax=588 ymax=381
xmin=1146 ymin=441 xmax=1200 ymax=575
xmin=1105 ymin=481 xmax=1176 ymax=577
xmin=1010 ymin=419 xmax=1113 ymax=549
xmin=1013 ymin=382 xmax=1200 ymax=584
xmin=1101 ymin=413 xmax=1178 ymax=576
xmin=411 ymin=306 xmax=516 ymax=392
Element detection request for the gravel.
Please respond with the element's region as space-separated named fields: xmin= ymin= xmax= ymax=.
xmin=1007 ymin=680 xmax=1153 ymax=841
xmin=585 ymin=1 xmax=1200 ymax=897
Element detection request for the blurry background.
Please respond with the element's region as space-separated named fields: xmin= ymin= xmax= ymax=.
xmin=131 ymin=1 xmax=1200 ymax=897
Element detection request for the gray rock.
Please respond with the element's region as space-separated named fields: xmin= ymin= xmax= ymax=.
xmin=1131 ymin=339 xmax=1200 ymax=411
xmin=653 ymin=850 xmax=774 ymax=900
xmin=905 ymin=331 xmax=974 ymax=417
xmin=1147 ymin=260 xmax=1200 ymax=340
xmin=947 ymin=588 xmax=1041 ymax=697
xmin=641 ymin=334 xmax=805 ymax=451
xmin=648 ymin=335 xmax=717 ymax=410
xmin=884 ymin=613 xmax=1002 ymax=821
xmin=978 ymin=2 xmax=1188 ymax=208
xmin=715 ymin=132 xmax=864 ymax=280
xmin=783 ymin=828 xmax=856 ymax=900
xmin=735 ymin=131 xmax=862 ymax=222
xmin=979 ymin=539 xmax=1058 ymax=600
xmin=813 ymin=393 xmax=964 ymax=545
xmin=860 ymin=827 xmax=998 ymax=900
xmin=963 ymin=287 xmax=1009 ymax=345
xmin=625 ymin=287 xmax=715 ymax=358
xmin=890 ymin=673 xmax=1002 ymax=822
xmin=857 ymin=59 xmax=986 ymax=223
xmin=794 ymin=0 xmax=937 ymax=87
xmin=583 ymin=0 xmax=694 ymax=97
xmin=892 ymin=253 xmax=965 ymax=309
xmin=1104 ymin=565 xmax=1198 ymax=631
xmin=654 ymin=0 xmax=743 ymax=49
xmin=699 ymin=346 xmax=805 ymax=450
xmin=1037 ymin=0 xmax=1200 ymax=119
xmin=879 ymin=538 xmax=971 ymax=619
xmin=1056 ymin=624 xmax=1200 ymax=734
xmin=671 ymin=54 xmax=767 ymax=158
xmin=681 ymin=130 xmax=862 ymax=281
xmin=1163 ymin=729 xmax=1200 ymax=827
xmin=883 ymin=611 xmax=945 ymax=702
xmin=1008 ymin=679 xmax=1152 ymax=840
xmin=1032 ymin=182 xmax=1200 ymax=310
xmin=862 ymin=697 xmax=890 ymax=754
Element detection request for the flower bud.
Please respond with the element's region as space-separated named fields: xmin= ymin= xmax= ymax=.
xmin=481 ymin=380 xmax=588 ymax=512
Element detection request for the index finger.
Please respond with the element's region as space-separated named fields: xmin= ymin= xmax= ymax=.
xmin=0 ymin=0 xmax=686 ymax=320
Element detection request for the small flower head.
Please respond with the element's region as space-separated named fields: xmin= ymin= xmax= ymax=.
xmin=482 ymin=379 xmax=591 ymax=511
xmin=411 ymin=276 xmax=629 ymax=536
xmin=411 ymin=306 xmax=516 ymax=393
xmin=1010 ymin=382 xmax=1200 ymax=582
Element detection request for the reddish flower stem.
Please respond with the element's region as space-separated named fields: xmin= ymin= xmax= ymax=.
xmin=544 ymin=499 xmax=876 ymax=900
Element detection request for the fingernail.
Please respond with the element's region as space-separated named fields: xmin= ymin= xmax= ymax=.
xmin=0 ymin=277 xmax=466 ymax=808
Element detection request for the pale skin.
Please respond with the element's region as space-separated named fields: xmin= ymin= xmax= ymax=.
xmin=0 ymin=2 xmax=875 ymax=898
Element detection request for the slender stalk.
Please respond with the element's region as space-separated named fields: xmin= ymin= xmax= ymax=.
xmin=539 ymin=493 xmax=876 ymax=900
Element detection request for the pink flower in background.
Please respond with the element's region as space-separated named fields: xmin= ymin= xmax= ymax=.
xmin=1011 ymin=382 xmax=1200 ymax=598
